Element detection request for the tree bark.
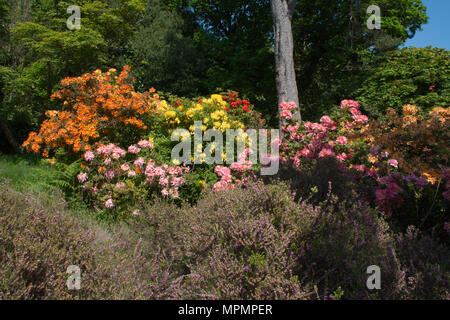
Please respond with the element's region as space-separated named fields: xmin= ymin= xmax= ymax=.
xmin=0 ymin=119 xmax=20 ymax=153
xmin=270 ymin=0 xmax=300 ymax=124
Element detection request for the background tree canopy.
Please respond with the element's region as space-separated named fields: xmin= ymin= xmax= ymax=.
xmin=0 ymin=0 xmax=445 ymax=153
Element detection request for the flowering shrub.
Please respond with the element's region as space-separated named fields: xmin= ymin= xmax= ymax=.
xmin=278 ymin=100 xmax=449 ymax=240
xmin=354 ymin=105 xmax=449 ymax=238
xmin=21 ymin=66 xmax=269 ymax=209
xmin=78 ymin=139 xmax=190 ymax=218
xmin=278 ymin=100 xmax=394 ymax=179
xmin=22 ymin=66 xmax=159 ymax=156
xmin=356 ymin=105 xmax=449 ymax=186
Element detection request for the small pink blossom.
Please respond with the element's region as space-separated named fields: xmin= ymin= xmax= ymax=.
xmin=353 ymin=115 xmax=369 ymax=124
xmin=336 ymin=136 xmax=348 ymax=145
xmin=84 ymin=151 xmax=95 ymax=161
xmin=105 ymin=199 xmax=114 ymax=209
xmin=128 ymin=145 xmax=141 ymax=154
xmin=341 ymin=100 xmax=360 ymax=110
xmin=280 ymin=109 xmax=294 ymax=120
xmin=134 ymin=157 xmax=145 ymax=168
xmin=138 ymin=139 xmax=154 ymax=148
xmin=388 ymin=159 xmax=399 ymax=168
xmin=77 ymin=172 xmax=88 ymax=183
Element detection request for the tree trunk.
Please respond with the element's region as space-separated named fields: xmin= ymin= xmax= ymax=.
xmin=270 ymin=0 xmax=301 ymax=124
xmin=0 ymin=119 xmax=20 ymax=153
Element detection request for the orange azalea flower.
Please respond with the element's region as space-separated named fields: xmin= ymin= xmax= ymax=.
xmin=22 ymin=66 xmax=158 ymax=156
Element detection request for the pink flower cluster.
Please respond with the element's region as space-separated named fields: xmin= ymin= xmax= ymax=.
xmin=212 ymin=149 xmax=256 ymax=192
xmin=144 ymin=161 xmax=188 ymax=198
xmin=279 ymin=101 xmax=297 ymax=120
xmin=79 ymin=141 xmax=189 ymax=210
xmin=213 ymin=166 xmax=234 ymax=191
xmin=340 ymin=100 xmax=368 ymax=125
xmin=279 ymin=101 xmax=369 ymax=169
xmin=96 ymin=143 xmax=127 ymax=159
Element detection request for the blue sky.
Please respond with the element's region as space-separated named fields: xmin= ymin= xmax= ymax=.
xmin=403 ymin=0 xmax=450 ymax=50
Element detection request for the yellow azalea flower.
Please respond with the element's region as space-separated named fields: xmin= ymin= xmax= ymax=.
xmin=422 ymin=172 xmax=437 ymax=184
xmin=172 ymin=159 xmax=180 ymax=165
xmin=368 ymin=155 xmax=377 ymax=163
xmin=203 ymin=117 xmax=209 ymax=123
xmin=164 ymin=110 xmax=176 ymax=120
xmin=186 ymin=108 xmax=195 ymax=118
xmin=46 ymin=158 xmax=57 ymax=165
xmin=402 ymin=104 xmax=418 ymax=116
xmin=198 ymin=180 xmax=206 ymax=189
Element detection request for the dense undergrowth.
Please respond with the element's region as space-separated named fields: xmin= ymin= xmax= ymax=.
xmin=0 ymin=159 xmax=448 ymax=300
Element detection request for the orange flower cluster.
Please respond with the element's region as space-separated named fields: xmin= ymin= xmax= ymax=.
xmin=23 ymin=66 xmax=160 ymax=155
xmin=355 ymin=105 xmax=450 ymax=184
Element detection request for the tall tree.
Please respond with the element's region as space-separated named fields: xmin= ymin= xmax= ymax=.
xmin=270 ymin=0 xmax=300 ymax=121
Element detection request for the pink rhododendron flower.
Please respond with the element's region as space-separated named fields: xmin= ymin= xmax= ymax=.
xmin=349 ymin=107 xmax=361 ymax=116
xmin=388 ymin=159 xmax=399 ymax=168
xmin=121 ymin=163 xmax=130 ymax=171
xmin=353 ymin=115 xmax=368 ymax=124
xmin=84 ymin=151 xmax=95 ymax=161
xmin=215 ymin=166 xmax=231 ymax=178
xmin=105 ymin=199 xmax=114 ymax=209
xmin=280 ymin=109 xmax=294 ymax=120
xmin=77 ymin=172 xmax=88 ymax=183
xmin=336 ymin=136 xmax=348 ymax=145
xmin=279 ymin=101 xmax=297 ymax=110
xmin=134 ymin=157 xmax=145 ymax=168
xmin=318 ymin=148 xmax=335 ymax=158
xmin=138 ymin=139 xmax=153 ymax=148
xmin=104 ymin=158 xmax=112 ymax=165
xmin=106 ymin=170 xmax=115 ymax=180
xmin=340 ymin=100 xmax=360 ymax=110
xmin=128 ymin=145 xmax=141 ymax=154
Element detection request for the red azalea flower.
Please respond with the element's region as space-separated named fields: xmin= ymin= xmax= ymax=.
xmin=225 ymin=107 xmax=230 ymax=112
xmin=175 ymin=99 xmax=182 ymax=106
xmin=236 ymin=99 xmax=242 ymax=106
xmin=242 ymin=105 xmax=249 ymax=112
xmin=198 ymin=99 xmax=203 ymax=103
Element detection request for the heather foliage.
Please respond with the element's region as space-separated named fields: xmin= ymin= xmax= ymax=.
xmin=1 ymin=178 xmax=449 ymax=300
xmin=143 ymin=180 xmax=450 ymax=299
xmin=0 ymin=183 xmax=191 ymax=299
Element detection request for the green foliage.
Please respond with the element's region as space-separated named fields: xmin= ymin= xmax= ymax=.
xmin=356 ymin=47 xmax=450 ymax=118
xmin=131 ymin=0 xmax=205 ymax=96
xmin=293 ymin=0 xmax=428 ymax=120
xmin=0 ymin=0 xmax=146 ymax=151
